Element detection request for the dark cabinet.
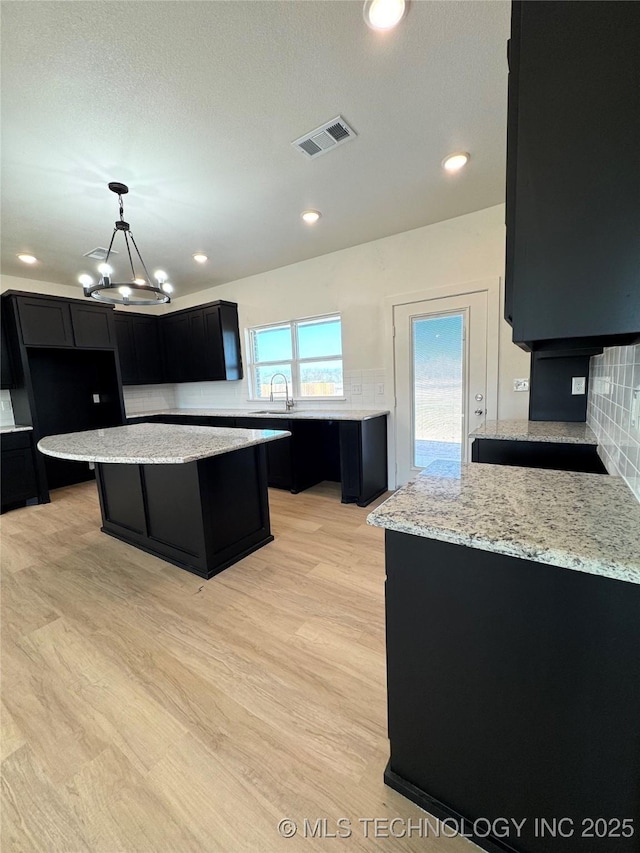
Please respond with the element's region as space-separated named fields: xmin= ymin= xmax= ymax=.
xmin=161 ymin=302 xmax=243 ymax=384
xmin=114 ymin=313 xmax=164 ymax=385
xmin=1 ymin=317 xmax=15 ymax=389
xmin=1 ymin=431 xmax=40 ymax=511
xmin=235 ymin=417 xmax=293 ymax=489
xmin=70 ymin=303 xmax=115 ymax=349
xmin=471 ymin=438 xmax=607 ymax=475
xmin=15 ymin=296 xmax=75 ymax=347
xmin=339 ymin=417 xmax=388 ymax=507
xmin=506 ymin=1 xmax=640 ymax=350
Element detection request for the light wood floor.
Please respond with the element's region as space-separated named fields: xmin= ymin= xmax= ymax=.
xmin=1 ymin=481 xmax=472 ymax=852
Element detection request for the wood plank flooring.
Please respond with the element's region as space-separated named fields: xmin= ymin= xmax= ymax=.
xmin=1 ymin=481 xmax=473 ymax=852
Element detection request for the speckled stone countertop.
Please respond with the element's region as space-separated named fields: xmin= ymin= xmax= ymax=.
xmin=0 ymin=425 xmax=33 ymax=434
xmin=38 ymin=423 xmax=291 ymax=465
xmin=470 ymin=419 xmax=597 ymax=444
xmin=368 ymin=463 xmax=640 ymax=585
xmin=126 ymin=407 xmax=389 ymax=422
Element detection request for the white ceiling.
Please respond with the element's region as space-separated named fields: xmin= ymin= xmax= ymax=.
xmin=1 ymin=0 xmax=510 ymax=297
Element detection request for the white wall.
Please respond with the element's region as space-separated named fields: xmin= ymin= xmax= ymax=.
xmin=1 ymin=205 xmax=531 ymax=433
xmin=167 ymin=204 xmax=530 ymax=420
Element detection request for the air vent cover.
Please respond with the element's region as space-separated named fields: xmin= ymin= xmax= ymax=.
xmin=292 ymin=116 xmax=357 ymax=159
xmin=83 ymin=247 xmax=119 ymax=261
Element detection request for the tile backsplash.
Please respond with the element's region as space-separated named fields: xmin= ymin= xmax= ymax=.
xmin=0 ymin=389 xmax=15 ymax=427
xmin=588 ymin=344 xmax=640 ymax=502
xmin=124 ymin=369 xmax=388 ymax=414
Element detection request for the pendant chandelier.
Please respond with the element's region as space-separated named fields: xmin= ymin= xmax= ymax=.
xmin=81 ymin=182 xmax=173 ymax=306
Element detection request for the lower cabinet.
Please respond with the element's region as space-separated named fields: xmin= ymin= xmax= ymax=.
xmin=471 ymin=438 xmax=607 ymax=474
xmin=1 ymin=431 xmax=41 ymax=512
xmin=128 ymin=414 xmax=389 ymax=505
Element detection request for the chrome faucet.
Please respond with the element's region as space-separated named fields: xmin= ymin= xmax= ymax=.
xmin=269 ymin=372 xmax=294 ymax=411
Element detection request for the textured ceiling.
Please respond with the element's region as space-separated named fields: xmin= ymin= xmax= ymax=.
xmin=1 ymin=0 xmax=510 ymax=296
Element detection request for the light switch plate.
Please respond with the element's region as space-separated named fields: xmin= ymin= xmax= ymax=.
xmin=92 ymin=393 xmax=101 ymax=404
xmin=376 ymin=383 xmax=384 ymax=395
xmin=513 ymin=378 xmax=529 ymax=392
xmin=571 ymin=376 xmax=586 ymax=395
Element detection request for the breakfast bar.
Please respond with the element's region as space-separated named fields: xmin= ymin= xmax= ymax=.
xmin=38 ymin=422 xmax=291 ymax=579
xmin=368 ymin=463 xmax=640 ymax=853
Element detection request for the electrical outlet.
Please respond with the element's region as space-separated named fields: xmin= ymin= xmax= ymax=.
xmin=376 ymin=383 xmax=384 ymax=395
xmin=631 ymin=386 xmax=640 ymax=433
xmin=571 ymin=376 xmax=586 ymax=395
xmin=513 ymin=378 xmax=529 ymax=392
xmin=351 ymin=384 xmax=362 ymax=395
xmin=92 ymin=393 xmax=101 ymax=404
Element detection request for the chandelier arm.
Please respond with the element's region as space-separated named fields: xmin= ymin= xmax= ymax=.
xmin=123 ymin=231 xmax=137 ymax=281
xmin=103 ymin=229 xmax=118 ymax=267
xmin=128 ymin=232 xmax=155 ymax=287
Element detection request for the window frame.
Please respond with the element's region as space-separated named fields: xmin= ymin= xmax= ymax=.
xmin=247 ymin=313 xmax=344 ymax=401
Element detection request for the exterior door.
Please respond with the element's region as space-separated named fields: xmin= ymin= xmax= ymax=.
xmin=394 ymin=291 xmax=488 ymax=485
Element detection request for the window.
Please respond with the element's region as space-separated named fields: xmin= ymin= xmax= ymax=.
xmin=248 ymin=314 xmax=343 ymax=400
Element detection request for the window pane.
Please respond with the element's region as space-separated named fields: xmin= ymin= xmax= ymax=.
xmin=297 ymin=317 xmax=342 ymax=359
xmin=300 ymin=359 xmax=343 ymax=397
xmin=412 ymin=313 xmax=464 ymax=472
xmin=253 ymin=325 xmax=292 ymax=363
xmin=254 ymin=364 xmax=292 ymax=400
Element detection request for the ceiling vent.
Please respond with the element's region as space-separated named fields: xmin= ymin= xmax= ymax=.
xmin=82 ymin=247 xmax=119 ymax=261
xmin=292 ymin=116 xmax=357 ymax=159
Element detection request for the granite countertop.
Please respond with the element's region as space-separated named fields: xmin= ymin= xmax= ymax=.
xmin=470 ymin=419 xmax=597 ymax=445
xmin=37 ymin=422 xmax=291 ymax=465
xmin=367 ymin=463 xmax=640 ymax=585
xmin=126 ymin=407 xmax=389 ymax=422
xmin=0 ymin=424 xmax=33 ymax=435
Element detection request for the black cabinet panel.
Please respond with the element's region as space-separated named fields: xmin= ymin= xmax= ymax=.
xmin=162 ymin=313 xmax=190 ymax=383
xmin=201 ymin=305 xmax=226 ymax=380
xmin=506 ymin=1 xmax=640 ymax=348
xmin=133 ymin=316 xmax=163 ymax=384
xmin=235 ymin=417 xmax=293 ymax=489
xmin=16 ymin=297 xmax=74 ymax=347
xmin=70 ymin=303 xmax=115 ymax=348
xmin=471 ymin=438 xmax=607 ymax=475
xmin=99 ymin=463 xmax=146 ymax=535
xmin=1 ymin=317 xmax=15 ymax=388
xmin=114 ymin=314 xmax=137 ymax=384
xmin=1 ymin=432 xmax=38 ymax=510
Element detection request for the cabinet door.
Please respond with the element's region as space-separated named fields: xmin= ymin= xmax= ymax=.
xmin=16 ymin=297 xmax=74 ymax=347
xmin=235 ymin=417 xmax=292 ymax=489
xmin=202 ymin=305 xmax=226 ymax=380
xmin=1 ymin=434 xmax=38 ymax=506
xmin=162 ymin=314 xmax=190 ymax=383
xmin=114 ymin=314 xmax=137 ymax=384
xmin=507 ymin=1 xmax=640 ymax=345
xmin=188 ymin=309 xmax=206 ymax=381
xmin=70 ymin=303 xmax=115 ymax=348
xmin=132 ymin=316 xmax=163 ymax=384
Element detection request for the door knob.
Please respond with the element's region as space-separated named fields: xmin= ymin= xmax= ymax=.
xmin=475 ymin=408 xmax=485 ymax=416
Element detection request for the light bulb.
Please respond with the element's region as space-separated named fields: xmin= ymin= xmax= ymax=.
xmin=17 ymin=253 xmax=38 ymax=264
xmin=161 ymin=282 xmax=174 ymax=294
xmin=98 ymin=262 xmax=113 ymax=276
xmin=78 ymin=274 xmax=94 ymax=288
xmin=364 ymin=0 xmax=406 ymax=31
xmin=301 ymin=210 xmax=321 ymax=225
xmin=192 ymin=253 xmax=208 ymax=264
xmin=154 ymin=269 xmax=168 ymax=283
xmin=119 ymin=286 xmax=132 ymax=297
xmin=442 ymin=152 xmax=470 ymax=173
xmin=134 ymin=278 xmax=146 ymax=286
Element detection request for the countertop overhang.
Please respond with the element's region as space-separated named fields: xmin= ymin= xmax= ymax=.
xmin=126 ymin=407 xmax=389 ymax=422
xmin=367 ymin=463 xmax=640 ymax=584
xmin=37 ymin=422 xmax=291 ymax=465
xmin=470 ymin=419 xmax=598 ymax=444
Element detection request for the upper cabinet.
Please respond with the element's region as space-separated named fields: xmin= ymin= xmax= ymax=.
xmin=6 ymin=293 xmax=115 ymax=350
xmin=505 ymin=1 xmax=640 ymax=351
xmin=117 ymin=300 xmax=243 ymax=386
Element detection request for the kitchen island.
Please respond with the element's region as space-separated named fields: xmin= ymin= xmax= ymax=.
xmin=368 ymin=463 xmax=640 ymax=853
xmin=38 ymin=422 xmax=290 ymax=579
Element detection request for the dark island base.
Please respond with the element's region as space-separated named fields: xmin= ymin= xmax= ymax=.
xmin=95 ymin=444 xmax=273 ymax=579
xmin=384 ymin=530 xmax=640 ymax=853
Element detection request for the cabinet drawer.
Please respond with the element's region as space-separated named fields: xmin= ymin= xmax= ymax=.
xmin=0 ymin=430 xmax=32 ymax=452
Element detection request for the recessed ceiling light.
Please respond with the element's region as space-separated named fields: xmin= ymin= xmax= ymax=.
xmin=301 ymin=210 xmax=322 ymax=225
xmin=363 ymin=0 xmax=407 ymax=31
xmin=18 ymin=253 xmax=38 ymax=264
xmin=193 ymin=253 xmax=208 ymax=264
xmin=78 ymin=274 xmax=94 ymax=288
xmin=442 ymin=152 xmax=470 ymax=173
